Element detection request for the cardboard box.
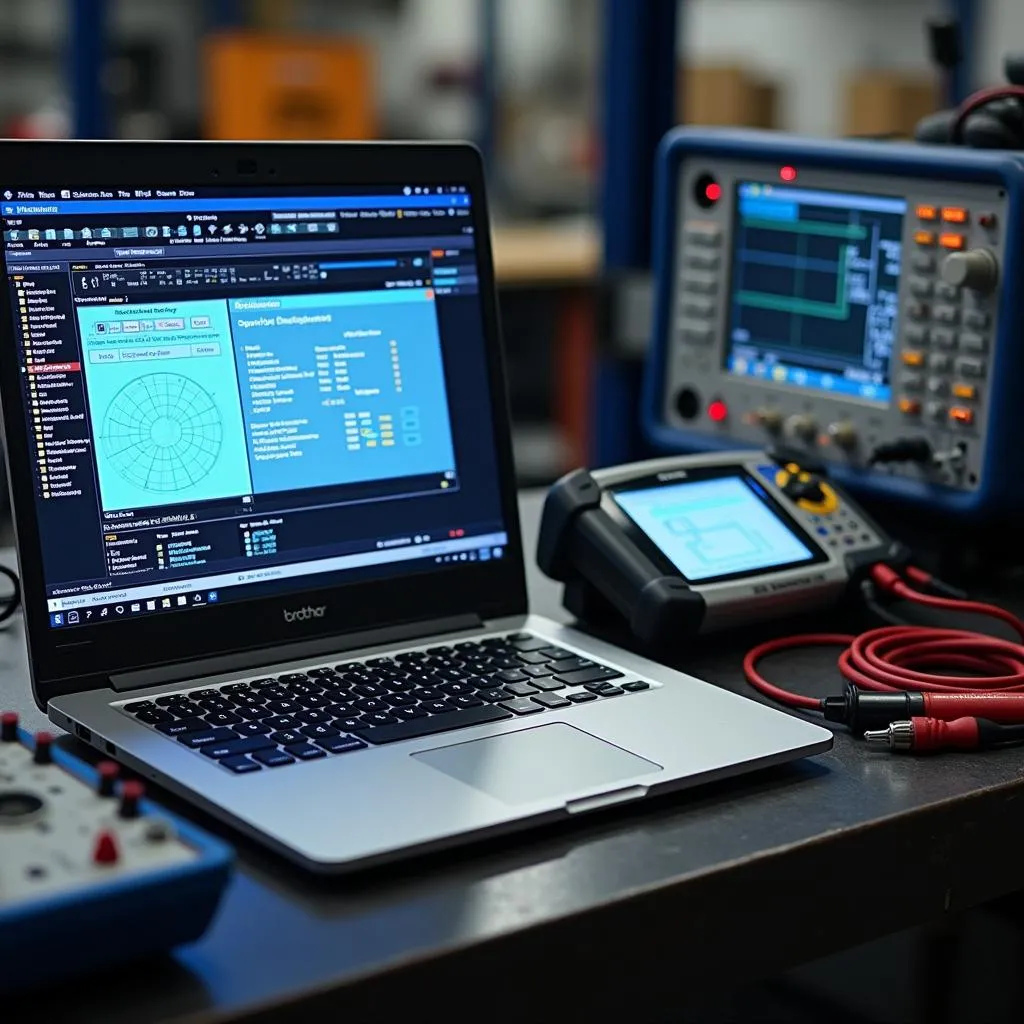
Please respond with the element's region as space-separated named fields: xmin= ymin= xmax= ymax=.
xmin=681 ymin=65 xmax=779 ymax=128
xmin=204 ymin=33 xmax=375 ymax=140
xmin=844 ymin=72 xmax=939 ymax=139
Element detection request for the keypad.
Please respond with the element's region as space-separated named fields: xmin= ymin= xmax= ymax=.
xmin=678 ymin=221 xmax=723 ymax=360
xmin=898 ymin=203 xmax=993 ymax=438
xmin=116 ymin=634 xmax=657 ymax=772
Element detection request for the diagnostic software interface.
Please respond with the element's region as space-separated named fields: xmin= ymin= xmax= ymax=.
xmin=1 ymin=184 xmax=508 ymax=627
xmin=613 ymin=476 xmax=815 ymax=582
xmin=725 ymin=182 xmax=906 ymax=403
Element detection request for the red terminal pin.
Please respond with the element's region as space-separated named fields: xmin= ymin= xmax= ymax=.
xmin=704 ymin=181 xmax=722 ymax=203
xmin=1 ymin=711 xmax=18 ymax=742
xmin=33 ymin=731 xmax=54 ymax=765
xmin=92 ymin=830 xmax=119 ymax=865
xmin=780 ymin=165 xmax=798 ymax=182
xmin=97 ymin=761 xmax=119 ymax=798
xmin=119 ymin=780 xmax=144 ymax=819
xmin=707 ymin=399 xmax=729 ymax=423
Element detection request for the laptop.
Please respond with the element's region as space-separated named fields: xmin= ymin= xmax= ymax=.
xmin=0 ymin=141 xmax=832 ymax=872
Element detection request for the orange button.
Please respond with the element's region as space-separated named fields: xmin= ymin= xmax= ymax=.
xmin=939 ymin=232 xmax=966 ymax=250
xmin=916 ymin=204 xmax=938 ymax=220
xmin=914 ymin=229 xmax=936 ymax=246
xmin=949 ymin=406 xmax=974 ymax=425
xmin=952 ymin=383 xmax=977 ymax=400
xmin=941 ymin=207 xmax=968 ymax=224
xmin=898 ymin=398 xmax=921 ymax=415
xmin=901 ymin=350 xmax=925 ymax=367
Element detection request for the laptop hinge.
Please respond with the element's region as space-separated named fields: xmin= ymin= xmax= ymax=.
xmin=108 ymin=613 xmax=483 ymax=692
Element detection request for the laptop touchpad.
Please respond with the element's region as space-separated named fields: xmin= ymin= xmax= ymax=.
xmin=412 ymin=724 xmax=662 ymax=805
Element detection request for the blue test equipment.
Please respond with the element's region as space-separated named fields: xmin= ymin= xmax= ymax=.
xmin=643 ymin=127 xmax=1024 ymax=519
xmin=0 ymin=715 xmax=233 ymax=990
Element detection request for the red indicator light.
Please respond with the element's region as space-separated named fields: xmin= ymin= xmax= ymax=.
xmin=708 ymin=399 xmax=729 ymax=423
xmin=780 ymin=165 xmax=798 ymax=182
xmin=704 ymin=182 xmax=722 ymax=202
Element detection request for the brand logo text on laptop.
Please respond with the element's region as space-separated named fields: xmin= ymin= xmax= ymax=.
xmin=283 ymin=605 xmax=328 ymax=623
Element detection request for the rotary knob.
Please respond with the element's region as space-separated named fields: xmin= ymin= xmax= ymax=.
xmin=940 ymin=248 xmax=999 ymax=294
xmin=785 ymin=413 xmax=818 ymax=445
xmin=827 ymin=421 xmax=858 ymax=451
xmin=748 ymin=407 xmax=783 ymax=434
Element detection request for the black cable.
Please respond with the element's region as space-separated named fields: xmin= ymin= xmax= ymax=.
xmin=859 ymin=579 xmax=911 ymax=627
xmin=0 ymin=564 xmax=21 ymax=624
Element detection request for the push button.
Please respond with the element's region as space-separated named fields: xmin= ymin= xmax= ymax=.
xmin=949 ymin=406 xmax=975 ymax=426
xmin=959 ymin=332 xmax=987 ymax=353
xmin=901 ymin=350 xmax=925 ymax=367
xmin=952 ymin=382 xmax=978 ymax=400
xmin=898 ymin=398 xmax=921 ymax=416
xmin=955 ymin=356 xmax=985 ymax=377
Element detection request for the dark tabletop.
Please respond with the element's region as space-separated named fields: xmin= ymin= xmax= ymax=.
xmin=6 ymin=493 xmax=1024 ymax=1022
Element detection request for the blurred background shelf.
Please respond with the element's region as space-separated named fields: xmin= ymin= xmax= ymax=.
xmin=2 ymin=0 xmax=996 ymax=481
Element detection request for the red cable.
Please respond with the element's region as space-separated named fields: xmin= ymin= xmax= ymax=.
xmin=949 ymin=84 xmax=1024 ymax=142
xmin=744 ymin=565 xmax=1024 ymax=710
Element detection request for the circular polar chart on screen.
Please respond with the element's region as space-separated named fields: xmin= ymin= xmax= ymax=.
xmin=100 ymin=372 xmax=223 ymax=492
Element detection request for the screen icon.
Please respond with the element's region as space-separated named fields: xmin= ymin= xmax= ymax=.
xmin=121 ymin=225 xmax=138 ymax=238
xmin=85 ymin=609 xmax=93 ymax=620
xmin=146 ymin=600 xmax=156 ymax=611
xmin=80 ymin=226 xmax=92 ymax=239
xmin=130 ymin=602 xmax=141 ymax=612
xmin=161 ymin=225 xmax=172 ymax=237
xmin=100 ymin=607 xmax=109 ymax=617
xmin=44 ymin=228 xmax=56 ymax=240
xmin=161 ymin=597 xmax=171 ymax=608
xmin=177 ymin=225 xmax=187 ymax=237
xmin=115 ymin=605 xmax=124 ymax=615
xmin=145 ymin=225 xmax=158 ymax=237
xmin=60 ymin=189 xmax=70 ymax=199
xmin=99 ymin=227 xmax=112 ymax=238
xmin=51 ymin=612 xmax=63 ymax=626
xmin=270 ymin=223 xmax=282 ymax=234
xmin=67 ymin=610 xmax=80 ymax=624
xmin=3 ymin=190 xmax=12 ymax=200
xmin=193 ymin=224 xmax=202 ymax=237
xmin=177 ymin=595 xmax=187 ymax=606
xmin=208 ymin=591 xmax=219 ymax=602
xmin=27 ymin=229 xmax=39 ymax=241
xmin=193 ymin=593 xmax=203 ymax=602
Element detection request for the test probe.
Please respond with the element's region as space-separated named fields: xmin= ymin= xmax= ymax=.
xmin=744 ymin=563 xmax=1024 ymax=754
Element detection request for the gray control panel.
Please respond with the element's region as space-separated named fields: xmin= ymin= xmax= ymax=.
xmin=661 ymin=157 xmax=1009 ymax=492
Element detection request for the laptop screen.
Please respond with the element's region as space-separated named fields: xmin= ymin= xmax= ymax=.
xmin=1 ymin=184 xmax=509 ymax=629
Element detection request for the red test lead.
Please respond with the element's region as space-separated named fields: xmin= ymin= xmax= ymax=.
xmin=744 ymin=562 xmax=1024 ymax=749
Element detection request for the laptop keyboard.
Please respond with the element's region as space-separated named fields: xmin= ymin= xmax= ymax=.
xmin=115 ymin=632 xmax=656 ymax=773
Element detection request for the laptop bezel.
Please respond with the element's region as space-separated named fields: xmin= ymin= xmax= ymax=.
xmin=0 ymin=140 xmax=527 ymax=704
